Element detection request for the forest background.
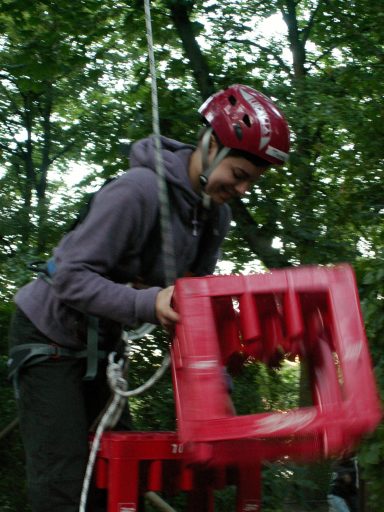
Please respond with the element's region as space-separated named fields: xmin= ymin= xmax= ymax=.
xmin=0 ymin=0 xmax=383 ymax=511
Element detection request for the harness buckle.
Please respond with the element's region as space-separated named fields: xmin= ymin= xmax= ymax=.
xmin=50 ymin=344 xmax=61 ymax=359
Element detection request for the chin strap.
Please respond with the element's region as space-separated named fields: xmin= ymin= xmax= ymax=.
xmin=199 ymin=127 xmax=231 ymax=191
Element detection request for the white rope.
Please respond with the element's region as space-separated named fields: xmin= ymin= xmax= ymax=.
xmin=144 ymin=0 xmax=161 ymax=139
xmin=123 ymin=321 xmax=156 ymax=341
xmin=107 ymin=349 xmax=170 ymax=398
xmin=79 ymin=337 xmax=170 ymax=512
xmin=142 ymin=0 xmax=174 ymax=418
xmin=144 ymin=0 xmax=177 ymax=287
xmin=146 ymin=491 xmax=178 ymax=511
xmin=79 ymin=392 xmax=123 ymax=512
xmin=79 ymin=3 xmax=176 ymax=509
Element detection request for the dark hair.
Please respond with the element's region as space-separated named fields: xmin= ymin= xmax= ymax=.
xmin=226 ymin=148 xmax=270 ymax=168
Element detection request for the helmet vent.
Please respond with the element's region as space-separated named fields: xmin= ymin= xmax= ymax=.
xmin=243 ymin=114 xmax=251 ymax=127
xmin=234 ymin=124 xmax=243 ymax=140
xmin=228 ymin=95 xmax=237 ymax=105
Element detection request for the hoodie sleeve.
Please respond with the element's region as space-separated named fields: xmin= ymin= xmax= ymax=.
xmin=51 ymin=169 xmax=162 ymax=326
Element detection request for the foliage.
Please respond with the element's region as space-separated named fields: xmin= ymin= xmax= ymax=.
xmin=0 ymin=299 xmax=28 ymax=511
xmin=0 ymin=0 xmax=383 ymax=510
xmin=354 ymin=256 xmax=384 ymax=508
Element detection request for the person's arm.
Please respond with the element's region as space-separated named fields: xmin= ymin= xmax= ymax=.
xmin=51 ymin=170 xmax=164 ymax=326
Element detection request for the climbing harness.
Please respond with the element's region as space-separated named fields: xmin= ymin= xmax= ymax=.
xmin=12 ymin=215 xmax=163 ymax=384
xmin=9 ymin=258 xmax=105 ymax=385
xmin=8 ymin=258 xmax=106 ymax=389
xmin=7 ymin=342 xmax=107 ymax=398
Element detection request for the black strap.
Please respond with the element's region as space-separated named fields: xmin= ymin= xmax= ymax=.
xmin=83 ymin=316 xmax=100 ymax=381
xmin=27 ymin=260 xmax=53 ymax=284
xmin=26 ymin=259 xmax=102 ymax=380
xmin=8 ymin=343 xmax=106 ymax=381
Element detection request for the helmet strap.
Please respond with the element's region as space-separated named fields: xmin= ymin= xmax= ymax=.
xmin=202 ymin=191 xmax=211 ymax=209
xmin=199 ymin=127 xmax=231 ymax=190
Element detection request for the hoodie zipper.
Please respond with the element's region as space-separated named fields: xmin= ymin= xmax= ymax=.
xmin=191 ymin=206 xmax=199 ymax=236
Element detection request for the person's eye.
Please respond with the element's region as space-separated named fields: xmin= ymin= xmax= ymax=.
xmin=233 ymin=168 xmax=247 ymax=180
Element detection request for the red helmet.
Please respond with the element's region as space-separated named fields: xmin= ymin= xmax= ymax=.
xmin=199 ymin=84 xmax=290 ymax=165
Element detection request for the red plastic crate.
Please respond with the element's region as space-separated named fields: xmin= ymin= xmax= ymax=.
xmin=171 ymin=264 xmax=381 ymax=464
xmin=94 ymin=431 xmax=261 ymax=512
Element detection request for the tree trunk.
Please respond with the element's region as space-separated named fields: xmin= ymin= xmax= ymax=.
xmin=281 ymin=0 xmax=307 ymax=80
xmin=231 ymin=199 xmax=290 ymax=268
xmin=167 ymin=1 xmax=216 ymax=99
xmin=36 ymin=84 xmax=53 ymax=254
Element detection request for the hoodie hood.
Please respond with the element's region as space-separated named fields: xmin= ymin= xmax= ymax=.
xmin=130 ymin=135 xmax=197 ymax=199
xmin=129 ymin=135 xmax=204 ymax=228
xmin=129 ymin=135 xmax=230 ymax=243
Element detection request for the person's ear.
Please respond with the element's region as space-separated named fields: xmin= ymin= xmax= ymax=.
xmin=208 ymin=134 xmax=219 ymax=155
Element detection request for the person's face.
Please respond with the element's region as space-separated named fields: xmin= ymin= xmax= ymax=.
xmin=204 ymin=155 xmax=266 ymax=204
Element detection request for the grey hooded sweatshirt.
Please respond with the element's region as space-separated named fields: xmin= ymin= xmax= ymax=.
xmin=15 ymin=136 xmax=231 ymax=349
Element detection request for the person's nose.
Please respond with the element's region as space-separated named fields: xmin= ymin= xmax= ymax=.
xmin=234 ymin=180 xmax=251 ymax=196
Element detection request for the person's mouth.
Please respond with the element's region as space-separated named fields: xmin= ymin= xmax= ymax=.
xmin=220 ymin=188 xmax=237 ymax=201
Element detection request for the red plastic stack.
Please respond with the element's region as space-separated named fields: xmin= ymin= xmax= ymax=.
xmin=94 ymin=264 xmax=381 ymax=511
xmin=94 ymin=431 xmax=261 ymax=512
xmin=171 ymin=264 xmax=381 ymax=464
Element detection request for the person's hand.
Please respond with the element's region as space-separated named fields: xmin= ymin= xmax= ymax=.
xmin=155 ymin=286 xmax=180 ymax=332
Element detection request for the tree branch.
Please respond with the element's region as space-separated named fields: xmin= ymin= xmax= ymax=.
xmin=302 ymin=0 xmax=325 ymax=45
xmin=281 ymin=0 xmax=307 ymax=78
xmin=225 ymin=37 xmax=292 ymax=74
xmin=231 ymin=198 xmax=290 ymax=268
xmin=167 ymin=0 xmax=216 ymax=98
xmin=49 ymin=139 xmax=78 ymax=164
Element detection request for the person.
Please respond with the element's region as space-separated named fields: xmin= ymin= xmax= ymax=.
xmin=8 ymin=84 xmax=290 ymax=511
xmin=327 ymin=456 xmax=359 ymax=512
